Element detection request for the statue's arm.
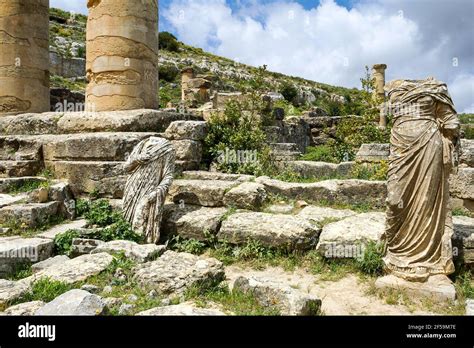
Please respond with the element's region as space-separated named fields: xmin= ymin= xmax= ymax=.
xmin=437 ymin=102 xmax=460 ymax=144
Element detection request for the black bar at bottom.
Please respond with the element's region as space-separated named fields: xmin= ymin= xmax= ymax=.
xmin=0 ymin=315 xmax=472 ymax=347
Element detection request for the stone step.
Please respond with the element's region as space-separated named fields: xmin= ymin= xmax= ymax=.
xmin=270 ymin=143 xmax=302 ymax=161
xmin=0 ymin=177 xmax=48 ymax=194
xmin=169 ymin=179 xmax=238 ymax=207
xmin=0 ymin=136 xmax=43 ymax=161
xmin=0 ymin=202 xmax=60 ymax=228
xmin=45 ymin=160 xmax=125 ymax=198
xmin=316 ymin=212 xmax=386 ymax=258
xmin=218 ymin=212 xmax=321 ymax=250
xmin=37 ymin=219 xmax=88 ymax=240
xmin=0 ymin=109 xmax=203 ymax=136
xmin=42 ymin=132 xmax=160 ymax=162
xmin=181 ymin=171 xmax=254 ymax=182
xmin=0 ymin=236 xmax=54 ymax=278
xmin=0 ymin=160 xmax=42 ymax=178
xmin=162 ymin=204 xmax=228 ymax=241
xmin=284 ymin=161 xmax=354 ymax=178
xmin=256 ymin=176 xmax=387 ymax=208
xmin=356 ymin=143 xmax=390 ymax=163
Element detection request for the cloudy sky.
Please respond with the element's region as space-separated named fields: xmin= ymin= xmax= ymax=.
xmin=52 ymin=0 xmax=473 ymax=112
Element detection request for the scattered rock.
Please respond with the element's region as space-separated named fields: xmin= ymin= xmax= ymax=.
xmin=223 ymin=182 xmax=268 ymax=210
xmin=36 ymin=289 xmax=106 ymax=316
xmin=48 ymin=182 xmax=76 ymax=219
xmin=165 ymin=121 xmax=208 ymax=141
xmin=118 ymin=303 xmax=135 ymax=315
xmin=460 ymin=139 xmax=474 ymax=167
xmin=71 ymin=238 xmax=105 ymax=257
xmin=31 ymin=255 xmax=70 ymax=273
xmin=0 ymin=202 xmax=59 ymax=228
xmin=233 ymin=276 xmax=321 ymax=316
xmin=452 ymin=216 xmax=474 ymax=266
xmin=0 ymin=279 xmax=29 ymax=305
xmin=450 ymin=168 xmax=474 ymax=200
xmin=27 ymin=187 xmax=49 ymax=204
xmin=298 ymin=206 xmax=356 ymax=225
xmin=31 ymin=253 xmax=114 ymax=284
xmin=295 ymin=200 xmax=309 ymax=209
xmin=218 ymin=212 xmax=321 ymax=250
xmin=466 ymin=299 xmax=474 ymax=315
xmin=169 ymin=179 xmax=237 ymax=207
xmin=92 ymin=240 xmax=165 ymax=263
xmin=181 ymin=171 xmax=254 ymax=182
xmin=37 ymin=219 xmax=87 ymax=240
xmin=264 ymin=204 xmax=294 ymax=215
xmin=256 ymin=177 xmax=387 ymax=208
xmin=127 ymin=294 xmax=139 ymax=303
xmin=132 ymin=251 xmax=225 ymax=296
xmin=81 ymin=284 xmax=100 ymax=294
xmin=136 ymin=302 xmax=226 ymax=316
xmin=162 ymin=204 xmax=227 ymax=241
xmin=0 ymin=236 xmax=54 ymax=277
xmin=286 ymin=161 xmax=354 ymax=178
xmin=4 ymin=301 xmax=45 ymax=316
xmin=356 ymin=143 xmax=390 ymax=163
xmin=103 ymin=285 xmax=113 ymax=295
xmin=316 ymin=212 xmax=385 ymax=258
xmin=171 ymin=140 xmax=202 ymax=162
xmin=147 ymin=289 xmax=158 ymax=299
xmin=103 ymin=297 xmax=122 ymax=309
xmin=375 ymin=274 xmax=456 ymax=302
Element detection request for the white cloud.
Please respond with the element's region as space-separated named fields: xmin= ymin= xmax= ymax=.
xmin=164 ymin=0 xmax=474 ymax=113
xmin=50 ymin=0 xmax=87 ymax=15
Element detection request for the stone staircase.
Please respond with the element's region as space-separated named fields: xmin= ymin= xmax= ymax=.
xmin=0 ymin=109 xmax=205 ymax=198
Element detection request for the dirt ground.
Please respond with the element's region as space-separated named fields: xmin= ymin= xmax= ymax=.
xmin=225 ymin=265 xmax=434 ymax=315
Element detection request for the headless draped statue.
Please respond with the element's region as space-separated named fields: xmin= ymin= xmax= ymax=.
xmin=123 ymin=137 xmax=176 ymax=244
xmin=383 ymin=77 xmax=460 ymax=282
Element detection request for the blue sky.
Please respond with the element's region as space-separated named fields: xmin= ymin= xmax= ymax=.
xmin=51 ymin=0 xmax=474 ymax=112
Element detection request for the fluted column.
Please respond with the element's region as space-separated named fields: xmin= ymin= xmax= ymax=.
xmin=0 ymin=0 xmax=50 ymax=116
xmin=86 ymin=0 xmax=159 ymax=112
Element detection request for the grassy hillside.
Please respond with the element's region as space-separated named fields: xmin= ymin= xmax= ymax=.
xmin=48 ymin=7 xmax=367 ymax=115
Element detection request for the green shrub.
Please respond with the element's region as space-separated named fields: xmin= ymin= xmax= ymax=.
xmin=301 ymin=145 xmax=338 ymax=163
xmin=170 ymin=236 xmax=207 ymax=255
xmin=98 ymin=218 xmax=143 ymax=243
xmin=21 ymin=278 xmax=73 ymax=303
xmin=459 ymin=113 xmax=474 ymax=124
xmin=159 ymin=32 xmax=180 ymax=52
xmin=356 ymin=241 xmax=385 ymax=276
xmin=350 ymin=161 xmax=388 ymax=181
xmin=279 ymin=82 xmax=298 ymax=104
xmin=159 ymin=65 xmax=180 ymax=83
xmin=75 ymin=198 xmax=90 ymax=217
xmin=203 ymin=66 xmax=274 ymax=175
xmin=85 ymin=199 xmax=118 ymax=227
xmin=6 ymin=262 xmax=32 ymax=281
xmin=54 ymin=229 xmax=80 ymax=256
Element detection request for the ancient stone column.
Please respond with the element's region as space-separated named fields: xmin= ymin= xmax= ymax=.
xmin=181 ymin=67 xmax=194 ymax=101
xmin=372 ymin=64 xmax=387 ymax=128
xmin=0 ymin=0 xmax=50 ymax=116
xmin=86 ymin=0 xmax=159 ymax=112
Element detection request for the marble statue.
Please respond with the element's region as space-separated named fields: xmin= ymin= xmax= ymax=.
xmin=382 ymin=77 xmax=460 ymax=282
xmin=123 ymin=137 xmax=176 ymax=244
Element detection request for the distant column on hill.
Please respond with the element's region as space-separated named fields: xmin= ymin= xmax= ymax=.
xmin=372 ymin=64 xmax=387 ymax=128
xmin=86 ymin=0 xmax=159 ymax=112
xmin=0 ymin=0 xmax=50 ymax=116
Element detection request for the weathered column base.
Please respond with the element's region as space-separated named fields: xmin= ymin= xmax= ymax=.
xmin=375 ymin=274 xmax=456 ymax=302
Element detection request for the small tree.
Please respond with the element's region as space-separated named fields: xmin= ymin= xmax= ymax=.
xmin=159 ymin=32 xmax=180 ymax=52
